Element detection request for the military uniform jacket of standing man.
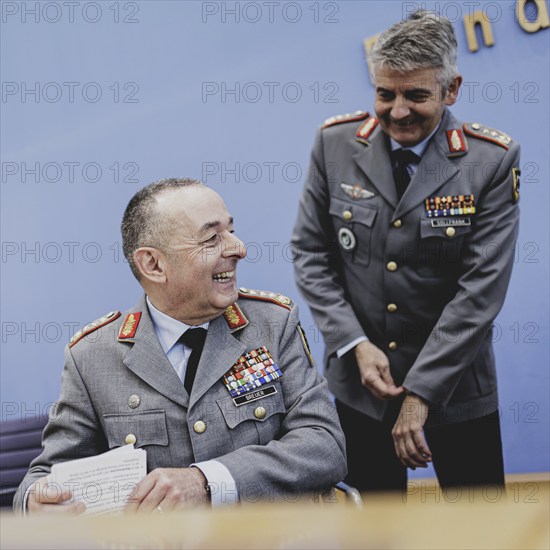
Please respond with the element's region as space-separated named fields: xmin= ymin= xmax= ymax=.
xmin=292 ymin=11 xmax=520 ymax=491
xmin=15 ymin=178 xmax=347 ymax=513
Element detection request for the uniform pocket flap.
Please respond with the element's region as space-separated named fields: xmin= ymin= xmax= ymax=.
xmin=216 ymin=387 xmax=285 ymax=429
xmin=103 ymin=410 xmax=169 ymax=448
xmin=329 ymin=197 xmax=377 ymax=228
xmin=420 ymin=218 xmax=472 ymax=239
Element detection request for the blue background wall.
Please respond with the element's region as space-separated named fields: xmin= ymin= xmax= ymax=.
xmin=2 ymin=0 xmax=549 ymax=478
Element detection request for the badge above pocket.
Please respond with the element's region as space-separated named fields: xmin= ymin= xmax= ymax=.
xmin=223 ymin=346 xmax=283 ymax=401
xmin=425 ymin=194 xmax=476 ymax=218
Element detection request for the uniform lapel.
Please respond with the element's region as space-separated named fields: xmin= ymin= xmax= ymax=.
xmin=353 ymin=128 xmax=398 ymax=208
xmin=393 ymin=109 xmax=460 ymax=220
xmin=189 ymin=314 xmax=246 ymax=409
xmin=122 ymin=298 xmax=188 ymax=407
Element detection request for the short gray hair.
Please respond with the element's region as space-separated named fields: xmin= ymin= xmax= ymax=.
xmin=121 ymin=178 xmax=204 ymax=280
xmin=370 ymin=10 xmax=459 ymax=89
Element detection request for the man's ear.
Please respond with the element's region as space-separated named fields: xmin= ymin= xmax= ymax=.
xmin=444 ymin=75 xmax=462 ymax=106
xmin=133 ymin=247 xmax=167 ymax=284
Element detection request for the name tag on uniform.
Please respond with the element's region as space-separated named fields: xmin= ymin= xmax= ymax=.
xmin=233 ymin=385 xmax=277 ymax=406
xmin=431 ymin=218 xmax=471 ymax=228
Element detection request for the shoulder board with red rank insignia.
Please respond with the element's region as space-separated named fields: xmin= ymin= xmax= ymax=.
xmin=69 ymin=311 xmax=121 ymax=348
xmin=355 ymin=115 xmax=379 ymax=145
xmin=223 ymin=303 xmax=249 ymax=332
xmin=117 ymin=312 xmax=142 ymax=341
xmin=463 ymin=122 xmax=513 ymax=150
xmin=322 ymin=110 xmax=369 ymax=130
xmin=238 ymin=287 xmax=293 ymax=311
xmin=446 ymin=128 xmax=468 ymax=157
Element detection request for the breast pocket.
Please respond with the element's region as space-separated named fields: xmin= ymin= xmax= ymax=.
xmin=103 ymin=410 xmax=169 ymax=449
xmin=417 ymin=218 xmax=472 ymax=278
xmin=329 ymin=197 xmax=378 ymax=267
xmin=217 ymin=387 xmax=286 ymax=447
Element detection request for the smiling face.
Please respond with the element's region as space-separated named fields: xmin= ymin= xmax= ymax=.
xmin=374 ymin=66 xmax=461 ymax=147
xmin=143 ymin=186 xmax=246 ymax=325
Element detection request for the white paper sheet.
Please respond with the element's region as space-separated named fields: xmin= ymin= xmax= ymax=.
xmin=49 ymin=445 xmax=146 ymax=516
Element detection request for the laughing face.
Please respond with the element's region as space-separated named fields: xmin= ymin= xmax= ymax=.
xmin=152 ymin=186 xmax=246 ymax=325
xmin=374 ymin=66 xmax=461 ymax=148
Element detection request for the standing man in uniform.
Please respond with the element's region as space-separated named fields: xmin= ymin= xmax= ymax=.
xmin=15 ymin=178 xmax=346 ymax=513
xmin=292 ymin=11 xmax=520 ymax=492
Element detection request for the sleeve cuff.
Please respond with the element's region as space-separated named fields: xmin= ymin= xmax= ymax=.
xmin=191 ymin=460 xmax=238 ymax=506
xmin=336 ymin=336 xmax=368 ymax=358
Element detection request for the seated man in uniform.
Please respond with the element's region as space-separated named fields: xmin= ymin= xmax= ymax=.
xmin=15 ymin=178 xmax=347 ymax=513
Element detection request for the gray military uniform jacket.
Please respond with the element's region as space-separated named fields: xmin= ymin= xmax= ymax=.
xmin=292 ymin=108 xmax=520 ymax=424
xmin=14 ymin=293 xmax=346 ymax=508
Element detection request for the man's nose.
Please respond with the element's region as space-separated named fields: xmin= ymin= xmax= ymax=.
xmin=223 ymin=233 xmax=247 ymax=259
xmin=390 ymin=99 xmax=411 ymax=120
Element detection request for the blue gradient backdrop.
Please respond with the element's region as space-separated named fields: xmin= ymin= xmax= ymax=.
xmin=1 ymin=0 xmax=548 ymax=477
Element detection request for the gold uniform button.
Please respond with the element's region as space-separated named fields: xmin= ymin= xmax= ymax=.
xmin=388 ymin=341 xmax=398 ymax=351
xmin=393 ymin=219 xmax=402 ymax=228
xmin=343 ymin=210 xmax=353 ymax=221
xmin=387 ymin=303 xmax=397 ymax=313
xmin=445 ymin=227 xmax=456 ymax=238
xmin=125 ymin=433 xmax=137 ymax=445
xmin=193 ymin=421 xmax=206 ymax=434
xmin=254 ymin=406 xmax=267 ymax=420
xmin=387 ymin=261 xmax=398 ymax=272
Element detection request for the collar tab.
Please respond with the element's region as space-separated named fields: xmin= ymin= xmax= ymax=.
xmin=223 ymin=303 xmax=249 ymax=332
xmin=118 ymin=312 xmax=142 ymax=341
xmin=446 ymin=128 xmax=469 ymax=157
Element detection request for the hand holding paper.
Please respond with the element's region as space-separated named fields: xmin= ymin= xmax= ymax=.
xmin=29 ymin=445 xmax=146 ymax=516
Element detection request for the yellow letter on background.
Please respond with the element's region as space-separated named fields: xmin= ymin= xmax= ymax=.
xmin=463 ymin=10 xmax=495 ymax=52
xmin=516 ymin=0 xmax=550 ymax=33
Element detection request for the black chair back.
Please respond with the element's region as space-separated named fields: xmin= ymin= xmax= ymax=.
xmin=0 ymin=416 xmax=48 ymax=508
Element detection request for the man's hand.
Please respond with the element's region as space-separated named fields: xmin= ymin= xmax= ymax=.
xmin=27 ymin=476 xmax=86 ymax=515
xmin=392 ymin=394 xmax=432 ymax=469
xmin=125 ymin=467 xmax=209 ymax=513
xmin=354 ymin=341 xmax=404 ymax=400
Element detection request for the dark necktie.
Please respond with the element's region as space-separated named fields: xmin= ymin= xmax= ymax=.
xmin=392 ymin=149 xmax=421 ymax=199
xmin=180 ymin=328 xmax=207 ymax=394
